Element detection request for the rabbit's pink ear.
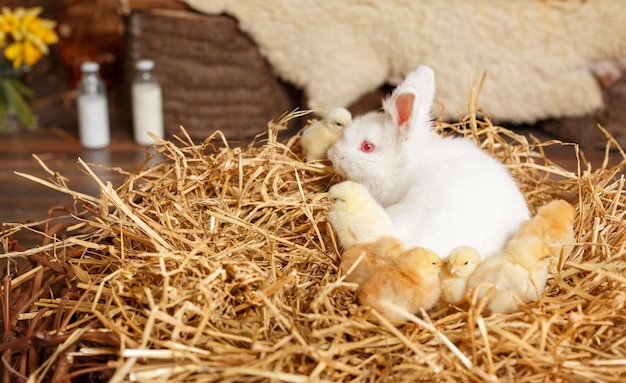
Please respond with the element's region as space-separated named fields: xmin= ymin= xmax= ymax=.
xmin=395 ymin=93 xmax=415 ymax=127
xmin=384 ymin=66 xmax=435 ymax=139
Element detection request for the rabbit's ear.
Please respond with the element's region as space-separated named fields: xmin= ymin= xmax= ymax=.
xmin=395 ymin=93 xmax=415 ymax=127
xmin=383 ymin=65 xmax=435 ymax=139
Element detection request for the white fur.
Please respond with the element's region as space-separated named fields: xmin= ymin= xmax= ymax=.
xmin=328 ymin=66 xmax=529 ymax=258
xmin=183 ymin=0 xmax=626 ymax=123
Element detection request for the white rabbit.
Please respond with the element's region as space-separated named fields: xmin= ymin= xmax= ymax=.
xmin=327 ymin=65 xmax=530 ymax=259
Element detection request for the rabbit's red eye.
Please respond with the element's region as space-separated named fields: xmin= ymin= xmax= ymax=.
xmin=360 ymin=141 xmax=375 ymax=153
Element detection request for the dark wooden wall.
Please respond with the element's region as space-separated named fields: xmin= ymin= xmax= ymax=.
xmin=126 ymin=9 xmax=301 ymax=142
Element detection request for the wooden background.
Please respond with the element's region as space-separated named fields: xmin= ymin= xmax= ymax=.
xmin=126 ymin=9 xmax=301 ymax=142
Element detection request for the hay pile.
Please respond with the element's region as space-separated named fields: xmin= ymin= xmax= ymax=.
xmin=2 ymin=105 xmax=626 ymax=382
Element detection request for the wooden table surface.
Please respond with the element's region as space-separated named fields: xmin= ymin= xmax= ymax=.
xmin=0 ymin=122 xmax=149 ymax=248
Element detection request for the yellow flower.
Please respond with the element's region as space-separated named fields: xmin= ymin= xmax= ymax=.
xmin=5 ymin=39 xmax=42 ymax=69
xmin=0 ymin=7 xmax=55 ymax=131
xmin=24 ymin=17 xmax=58 ymax=55
xmin=0 ymin=6 xmax=57 ymax=69
xmin=0 ymin=7 xmax=22 ymax=40
xmin=29 ymin=18 xmax=58 ymax=45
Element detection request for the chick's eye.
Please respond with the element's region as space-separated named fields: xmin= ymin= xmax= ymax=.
xmin=464 ymin=261 xmax=469 ymax=265
xmin=360 ymin=141 xmax=375 ymax=153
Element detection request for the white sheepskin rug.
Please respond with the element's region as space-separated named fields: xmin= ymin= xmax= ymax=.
xmin=184 ymin=0 xmax=626 ymax=123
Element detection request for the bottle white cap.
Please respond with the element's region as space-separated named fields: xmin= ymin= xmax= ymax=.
xmin=136 ymin=59 xmax=155 ymax=71
xmin=81 ymin=61 xmax=100 ymax=72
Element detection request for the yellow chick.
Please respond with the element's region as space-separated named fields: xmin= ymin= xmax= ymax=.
xmin=340 ymin=236 xmax=405 ymax=285
xmin=300 ymin=107 xmax=352 ymax=161
xmin=438 ymin=246 xmax=481 ymax=307
xmin=467 ymin=237 xmax=552 ymax=314
xmin=327 ymin=181 xmax=394 ymax=250
xmin=357 ymin=247 xmax=443 ymax=322
xmin=513 ymin=199 xmax=577 ymax=264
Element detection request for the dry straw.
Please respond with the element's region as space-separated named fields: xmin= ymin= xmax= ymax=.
xmin=2 ymin=92 xmax=626 ymax=382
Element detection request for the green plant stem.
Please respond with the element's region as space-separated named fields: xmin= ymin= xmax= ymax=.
xmin=0 ymin=76 xmax=34 ymax=128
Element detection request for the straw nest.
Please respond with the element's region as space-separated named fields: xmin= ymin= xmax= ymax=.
xmin=2 ymin=98 xmax=626 ymax=382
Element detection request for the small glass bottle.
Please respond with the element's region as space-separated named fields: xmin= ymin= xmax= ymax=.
xmin=77 ymin=61 xmax=110 ymax=148
xmin=131 ymin=59 xmax=164 ymax=146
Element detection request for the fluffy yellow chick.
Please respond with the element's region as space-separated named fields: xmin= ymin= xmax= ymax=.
xmin=327 ymin=181 xmax=394 ymax=250
xmin=358 ymin=247 xmax=443 ymax=322
xmin=438 ymin=246 xmax=481 ymax=307
xmin=340 ymin=236 xmax=405 ymax=285
xmin=300 ymin=107 xmax=352 ymax=161
xmin=513 ymin=199 xmax=577 ymax=264
xmin=467 ymin=237 xmax=552 ymax=314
